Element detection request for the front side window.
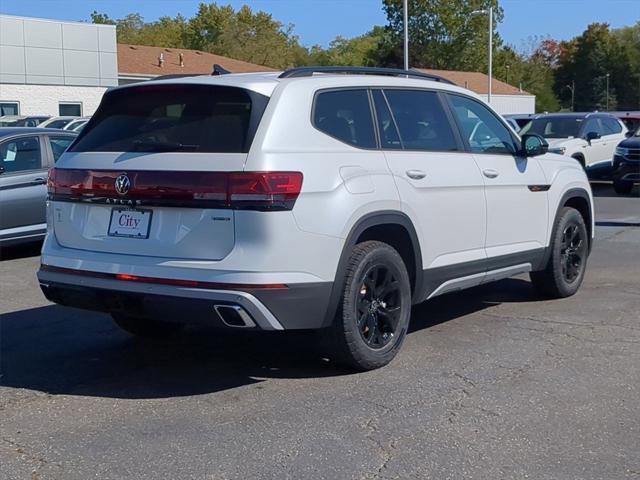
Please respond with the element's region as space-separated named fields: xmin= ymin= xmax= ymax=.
xmin=313 ymin=89 xmax=376 ymax=148
xmin=71 ymin=85 xmax=267 ymax=153
xmin=49 ymin=136 xmax=75 ymax=162
xmin=583 ymin=118 xmax=606 ymax=138
xmin=602 ymin=117 xmax=623 ymax=135
xmin=384 ymin=89 xmax=458 ymax=152
xmin=0 ymin=136 xmax=42 ymax=173
xmin=448 ymin=94 xmax=518 ymax=155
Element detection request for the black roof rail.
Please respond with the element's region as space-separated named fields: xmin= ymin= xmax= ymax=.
xmin=278 ymin=66 xmax=455 ymax=85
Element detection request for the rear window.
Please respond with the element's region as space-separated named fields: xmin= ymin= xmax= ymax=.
xmin=70 ymin=84 xmax=269 ymax=153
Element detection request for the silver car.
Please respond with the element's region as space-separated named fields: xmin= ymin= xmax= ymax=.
xmin=0 ymin=127 xmax=77 ymax=246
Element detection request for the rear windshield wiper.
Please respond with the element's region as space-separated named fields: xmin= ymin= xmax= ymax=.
xmin=132 ymin=140 xmax=199 ymax=152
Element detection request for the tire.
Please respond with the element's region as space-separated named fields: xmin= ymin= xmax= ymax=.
xmin=111 ymin=313 xmax=184 ymax=339
xmin=530 ymin=207 xmax=589 ymax=298
xmin=323 ymin=240 xmax=412 ymax=371
xmin=613 ymin=181 xmax=634 ymax=195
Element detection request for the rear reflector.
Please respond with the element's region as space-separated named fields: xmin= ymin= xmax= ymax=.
xmin=41 ymin=265 xmax=288 ymax=290
xmin=48 ymin=169 xmax=303 ymax=211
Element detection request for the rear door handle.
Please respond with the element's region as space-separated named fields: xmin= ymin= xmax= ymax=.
xmin=482 ymin=169 xmax=499 ymax=179
xmin=31 ymin=178 xmax=46 ymax=185
xmin=406 ymin=170 xmax=426 ymax=180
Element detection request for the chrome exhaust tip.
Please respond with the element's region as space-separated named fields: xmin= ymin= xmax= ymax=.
xmin=213 ymin=304 xmax=256 ymax=328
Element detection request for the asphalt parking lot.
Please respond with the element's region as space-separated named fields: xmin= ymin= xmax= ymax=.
xmin=1 ymin=184 xmax=639 ymax=480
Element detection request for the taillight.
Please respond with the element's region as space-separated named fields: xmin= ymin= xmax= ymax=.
xmin=48 ymin=168 xmax=303 ymax=211
xmin=229 ymin=172 xmax=303 ymax=210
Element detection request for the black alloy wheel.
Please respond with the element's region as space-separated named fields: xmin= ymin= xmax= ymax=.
xmin=356 ymin=264 xmax=402 ymax=349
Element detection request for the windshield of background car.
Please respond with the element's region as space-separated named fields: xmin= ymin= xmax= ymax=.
xmin=520 ymin=117 xmax=583 ymax=139
xmin=70 ymin=84 xmax=269 ymax=153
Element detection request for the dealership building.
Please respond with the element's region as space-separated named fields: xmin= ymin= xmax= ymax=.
xmin=0 ymin=14 xmax=535 ymax=117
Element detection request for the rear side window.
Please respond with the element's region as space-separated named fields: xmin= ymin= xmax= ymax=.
xmin=313 ymin=89 xmax=376 ymax=148
xmin=71 ymin=84 xmax=268 ymax=153
xmin=0 ymin=136 xmax=42 ymax=173
xmin=384 ymin=89 xmax=458 ymax=151
xmin=49 ymin=136 xmax=75 ymax=162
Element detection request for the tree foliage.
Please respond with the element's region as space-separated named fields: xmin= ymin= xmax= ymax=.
xmin=90 ymin=2 xmax=640 ymax=112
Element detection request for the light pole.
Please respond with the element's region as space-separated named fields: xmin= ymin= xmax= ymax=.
xmin=564 ymin=81 xmax=575 ymax=112
xmin=505 ymin=64 xmax=510 ymax=85
xmin=605 ymin=73 xmax=610 ymax=111
xmin=403 ymin=0 xmax=409 ymax=71
xmin=471 ymin=7 xmax=493 ymax=103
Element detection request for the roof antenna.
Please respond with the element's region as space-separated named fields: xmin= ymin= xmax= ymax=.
xmin=212 ymin=64 xmax=230 ymax=76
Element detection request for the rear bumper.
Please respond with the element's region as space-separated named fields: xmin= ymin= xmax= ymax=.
xmin=37 ymin=267 xmax=333 ymax=331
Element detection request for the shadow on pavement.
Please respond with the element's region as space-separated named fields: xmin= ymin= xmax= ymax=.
xmin=0 ymin=241 xmax=42 ymax=261
xmin=0 ymin=278 xmax=541 ymax=400
xmin=591 ymin=182 xmax=639 ymax=199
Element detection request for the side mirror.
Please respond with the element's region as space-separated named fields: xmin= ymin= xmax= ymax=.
xmin=625 ymin=130 xmax=634 ymax=138
xmin=585 ymin=131 xmax=601 ymax=143
xmin=520 ymin=133 xmax=548 ymax=157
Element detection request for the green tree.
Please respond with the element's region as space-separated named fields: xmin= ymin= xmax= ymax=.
xmin=307 ymin=27 xmax=385 ymax=66
xmin=555 ymin=23 xmax=634 ymax=111
xmin=378 ymin=0 xmax=504 ymax=71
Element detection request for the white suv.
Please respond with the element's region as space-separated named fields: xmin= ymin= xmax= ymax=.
xmin=38 ymin=67 xmax=594 ymax=370
xmin=519 ymin=112 xmax=628 ymax=168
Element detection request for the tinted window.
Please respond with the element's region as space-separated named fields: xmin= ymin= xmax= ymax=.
xmin=313 ymin=89 xmax=376 ymax=148
xmin=46 ymin=119 xmax=73 ymax=129
xmin=59 ymin=103 xmax=82 ymax=116
xmin=384 ymin=89 xmax=458 ymax=151
xmin=71 ymin=85 xmax=267 ymax=153
xmin=582 ymin=118 xmax=604 ymax=137
xmin=49 ymin=136 xmax=75 ymax=162
xmin=448 ymin=95 xmax=518 ymax=154
xmin=372 ymin=90 xmax=401 ymax=149
xmin=0 ymin=136 xmax=42 ymax=173
xmin=602 ymin=117 xmax=622 ymax=135
xmin=520 ymin=117 xmax=583 ymax=138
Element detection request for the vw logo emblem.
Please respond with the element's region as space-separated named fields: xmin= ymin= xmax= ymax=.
xmin=114 ymin=174 xmax=131 ymax=196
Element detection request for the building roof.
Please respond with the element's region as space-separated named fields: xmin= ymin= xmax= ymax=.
xmin=416 ymin=68 xmax=530 ymax=96
xmin=117 ymin=44 xmax=275 ymax=77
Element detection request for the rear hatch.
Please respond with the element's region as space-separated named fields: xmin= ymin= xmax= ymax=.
xmin=49 ymin=82 xmax=270 ymax=261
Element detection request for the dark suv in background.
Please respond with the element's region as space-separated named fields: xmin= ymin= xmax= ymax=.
xmin=613 ymin=127 xmax=640 ymax=195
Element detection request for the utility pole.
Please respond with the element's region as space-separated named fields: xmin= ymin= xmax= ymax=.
xmin=565 ymin=81 xmax=575 ymax=112
xmin=506 ymin=64 xmax=510 ymax=85
xmin=403 ymin=0 xmax=409 ymax=71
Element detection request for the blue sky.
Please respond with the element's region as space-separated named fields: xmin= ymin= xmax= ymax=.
xmin=1 ymin=0 xmax=638 ymax=51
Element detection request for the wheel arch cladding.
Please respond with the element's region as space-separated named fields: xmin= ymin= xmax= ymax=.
xmin=561 ymin=188 xmax=593 ymax=250
xmin=322 ymin=211 xmax=423 ymax=327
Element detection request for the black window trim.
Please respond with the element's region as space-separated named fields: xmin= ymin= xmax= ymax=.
xmin=370 ymin=88 xmax=403 ymax=150
xmin=443 ymin=92 xmax=522 ymax=157
xmin=311 ymin=87 xmax=380 ymax=151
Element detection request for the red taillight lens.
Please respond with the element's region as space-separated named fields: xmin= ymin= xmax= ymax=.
xmin=48 ymin=169 xmax=303 ymax=211
xmin=229 ymin=172 xmax=303 ymax=210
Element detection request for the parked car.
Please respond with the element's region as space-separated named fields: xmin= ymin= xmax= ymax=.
xmin=37 ymin=66 xmax=594 ymax=370
xmin=613 ymin=112 xmax=640 ymax=133
xmin=503 ymin=116 xmax=520 ymax=132
xmin=503 ymin=113 xmax=535 ymax=131
xmin=519 ymin=112 xmax=628 ymax=168
xmin=37 ymin=116 xmax=79 ymax=129
xmin=612 ymin=127 xmax=640 ymax=195
xmin=0 ymin=115 xmax=50 ymax=127
xmin=63 ymin=117 xmax=91 ymax=132
xmin=0 ymin=128 xmax=77 ymax=246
